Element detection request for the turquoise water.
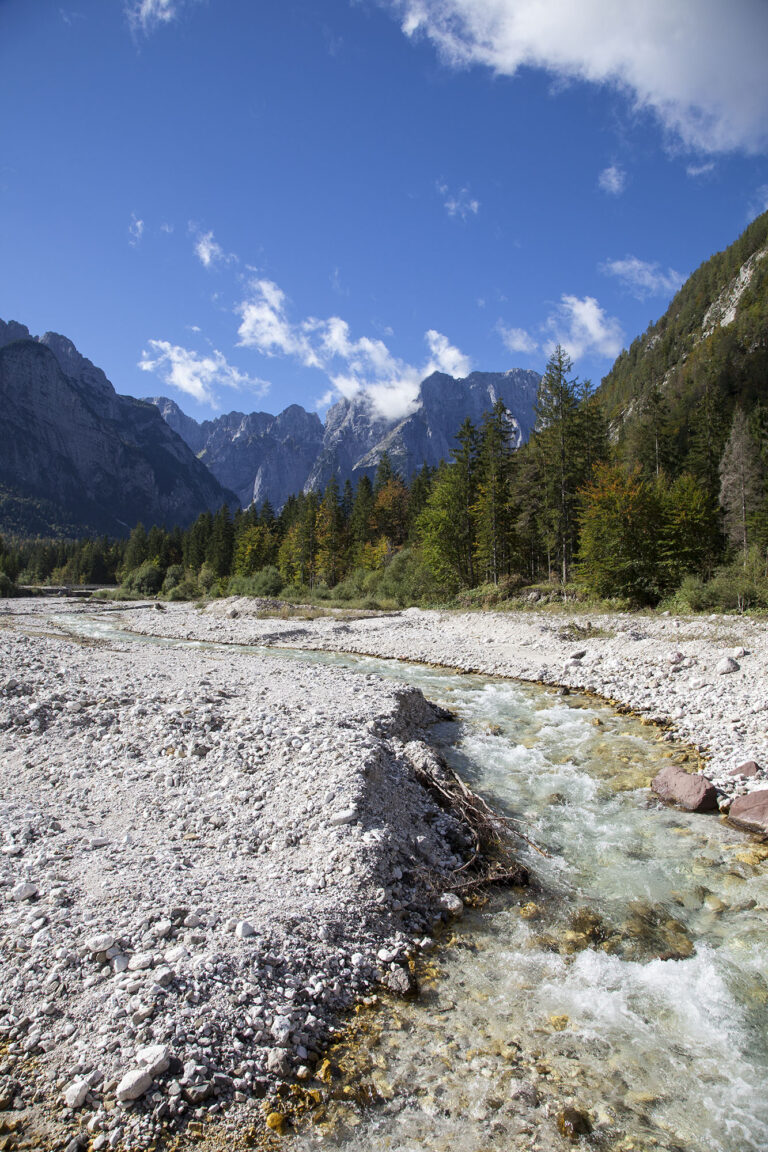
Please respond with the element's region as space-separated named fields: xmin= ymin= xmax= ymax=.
xmin=58 ymin=612 xmax=768 ymax=1152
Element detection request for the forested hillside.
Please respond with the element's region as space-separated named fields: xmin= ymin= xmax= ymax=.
xmin=600 ymin=208 xmax=768 ymax=497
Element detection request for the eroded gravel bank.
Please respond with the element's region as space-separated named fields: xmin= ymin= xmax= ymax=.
xmin=0 ymin=602 xmax=474 ymax=1150
xmin=126 ymin=598 xmax=768 ymax=791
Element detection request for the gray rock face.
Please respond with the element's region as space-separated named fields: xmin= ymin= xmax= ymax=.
xmin=0 ymin=319 xmax=234 ymax=536
xmin=151 ymin=397 xmax=324 ymax=510
xmin=150 ymin=367 xmax=541 ymax=510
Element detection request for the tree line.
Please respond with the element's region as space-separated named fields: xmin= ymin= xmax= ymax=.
xmin=1 ymin=344 xmax=767 ymax=610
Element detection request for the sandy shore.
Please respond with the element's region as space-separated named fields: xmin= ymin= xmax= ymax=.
xmin=2 ymin=596 xmax=768 ymax=1150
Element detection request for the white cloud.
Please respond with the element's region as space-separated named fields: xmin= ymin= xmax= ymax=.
xmin=126 ymin=0 xmax=177 ymax=34
xmin=545 ymin=295 xmax=624 ymax=360
xmin=438 ymin=183 xmax=480 ymax=219
xmin=390 ymin=0 xmax=768 ymax=154
xmin=138 ymin=340 xmax=270 ymax=407
xmin=686 ymin=160 xmax=715 ymax=178
xmin=598 ymin=165 xmax=626 ymax=196
xmin=498 ymin=324 xmax=538 ymax=355
xmin=600 ymin=255 xmax=684 ymax=300
xmin=160 ymin=221 xmax=174 ymax=234
xmin=425 ymin=329 xmax=471 ymax=377
xmin=237 ymin=279 xmax=470 ymax=420
xmin=190 ymin=226 xmax=237 ymax=268
xmin=128 ymin=213 xmax=144 ymax=246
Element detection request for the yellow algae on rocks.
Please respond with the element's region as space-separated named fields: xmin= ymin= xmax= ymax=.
xmin=265 ymin=1111 xmax=287 ymax=1134
xmin=548 ymin=1015 xmax=570 ymax=1032
xmin=519 ymin=901 xmax=541 ymax=920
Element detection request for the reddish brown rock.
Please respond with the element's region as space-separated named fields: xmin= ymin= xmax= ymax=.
xmin=727 ymin=790 xmax=768 ymax=834
xmin=651 ymin=765 xmax=719 ymax=812
xmin=729 ymin=760 xmax=761 ymax=778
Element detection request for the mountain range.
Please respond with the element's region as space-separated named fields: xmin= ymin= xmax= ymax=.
xmin=148 ymin=368 xmax=541 ymax=510
xmin=0 ymin=321 xmax=233 ymax=537
xmin=2 ymin=207 xmax=766 ymax=539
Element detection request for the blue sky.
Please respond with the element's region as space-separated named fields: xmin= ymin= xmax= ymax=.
xmin=2 ymin=0 xmax=767 ymax=423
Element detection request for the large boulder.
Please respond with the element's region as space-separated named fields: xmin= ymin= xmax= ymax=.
xmin=727 ymin=790 xmax=768 ymax=834
xmin=651 ymin=765 xmax=719 ymax=812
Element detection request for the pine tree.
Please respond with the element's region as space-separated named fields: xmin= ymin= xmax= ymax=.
xmin=373 ymin=452 xmax=395 ymax=496
xmin=349 ymin=476 xmax=375 ymax=560
xmin=535 ymin=345 xmax=582 ymax=583
xmin=719 ymin=408 xmax=765 ymax=562
xmin=316 ymin=476 xmax=346 ymax=586
xmin=417 ymin=418 xmax=480 ymax=588
xmin=473 ymin=400 xmax=515 ymax=584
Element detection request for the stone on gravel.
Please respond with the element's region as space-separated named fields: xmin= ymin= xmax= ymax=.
xmin=716 ymin=657 xmax=740 ymax=675
xmin=234 ymin=920 xmax=255 ymax=939
xmin=727 ymin=790 xmax=768 ymax=834
xmin=136 ymin=1044 xmax=171 ymax=1075
xmin=439 ymin=892 xmax=464 ymax=917
xmin=730 ymin=760 xmax=761 ymax=777
xmin=116 ymin=1068 xmax=153 ymax=1102
xmin=11 ymin=881 xmax=37 ymax=901
xmin=651 ymin=765 xmax=719 ymax=812
xmin=63 ymin=1078 xmax=90 ymax=1109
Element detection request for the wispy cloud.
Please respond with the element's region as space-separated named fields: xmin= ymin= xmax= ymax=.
xmin=237 ymin=278 xmax=470 ymax=420
xmin=138 ymin=340 xmax=270 ymax=407
xmin=600 ymin=255 xmax=684 ymax=300
xmin=598 ymin=165 xmax=626 ymax=196
xmin=498 ymin=324 xmax=538 ymax=355
xmin=438 ymin=182 xmax=480 ymax=219
xmin=390 ymin=0 xmax=768 ymax=155
xmin=686 ymin=160 xmax=715 ymax=178
xmin=128 ymin=212 xmax=144 ymax=246
xmin=126 ymin=0 xmax=178 ymax=35
xmin=190 ymin=226 xmax=237 ymax=269
xmin=544 ymin=295 xmax=624 ymax=360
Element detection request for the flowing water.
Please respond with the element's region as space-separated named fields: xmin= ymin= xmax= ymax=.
xmin=57 ymin=613 xmax=768 ymax=1151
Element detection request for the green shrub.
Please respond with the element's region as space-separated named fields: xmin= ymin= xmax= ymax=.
xmin=227 ymin=566 xmax=285 ymax=598
xmin=161 ymin=564 xmax=185 ymax=594
xmin=166 ymin=577 xmax=201 ymax=601
xmin=121 ymin=561 xmax=164 ymax=597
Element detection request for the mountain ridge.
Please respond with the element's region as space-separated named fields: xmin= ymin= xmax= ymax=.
xmin=0 ymin=320 xmax=235 ymax=537
xmin=149 ymin=366 xmax=541 ymax=510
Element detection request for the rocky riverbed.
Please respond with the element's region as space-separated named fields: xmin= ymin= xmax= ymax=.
xmin=0 ymin=602 xmax=477 ymax=1151
xmin=127 ymin=597 xmax=768 ymax=804
xmin=2 ymin=596 xmax=768 ymax=1151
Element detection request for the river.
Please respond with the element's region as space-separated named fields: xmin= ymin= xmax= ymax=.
xmin=59 ymin=613 xmax=768 ymax=1152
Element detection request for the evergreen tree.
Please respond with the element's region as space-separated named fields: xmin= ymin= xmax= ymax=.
xmin=373 ymin=452 xmax=395 ymax=496
xmin=407 ymin=463 xmax=434 ymax=538
xmin=417 ymin=418 xmax=480 ymax=587
xmin=122 ymin=522 xmax=149 ymax=574
xmin=534 ymin=345 xmax=582 ymax=583
xmin=473 ymin=400 xmax=515 ymax=584
xmin=660 ymin=472 xmax=720 ymax=588
xmin=719 ymin=408 xmax=765 ymax=561
xmin=316 ymin=476 xmax=346 ymax=586
xmin=349 ymin=476 xmax=375 ymax=559
xmin=577 ymin=465 xmax=663 ymax=602
xmin=207 ymin=505 xmax=234 ymax=577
